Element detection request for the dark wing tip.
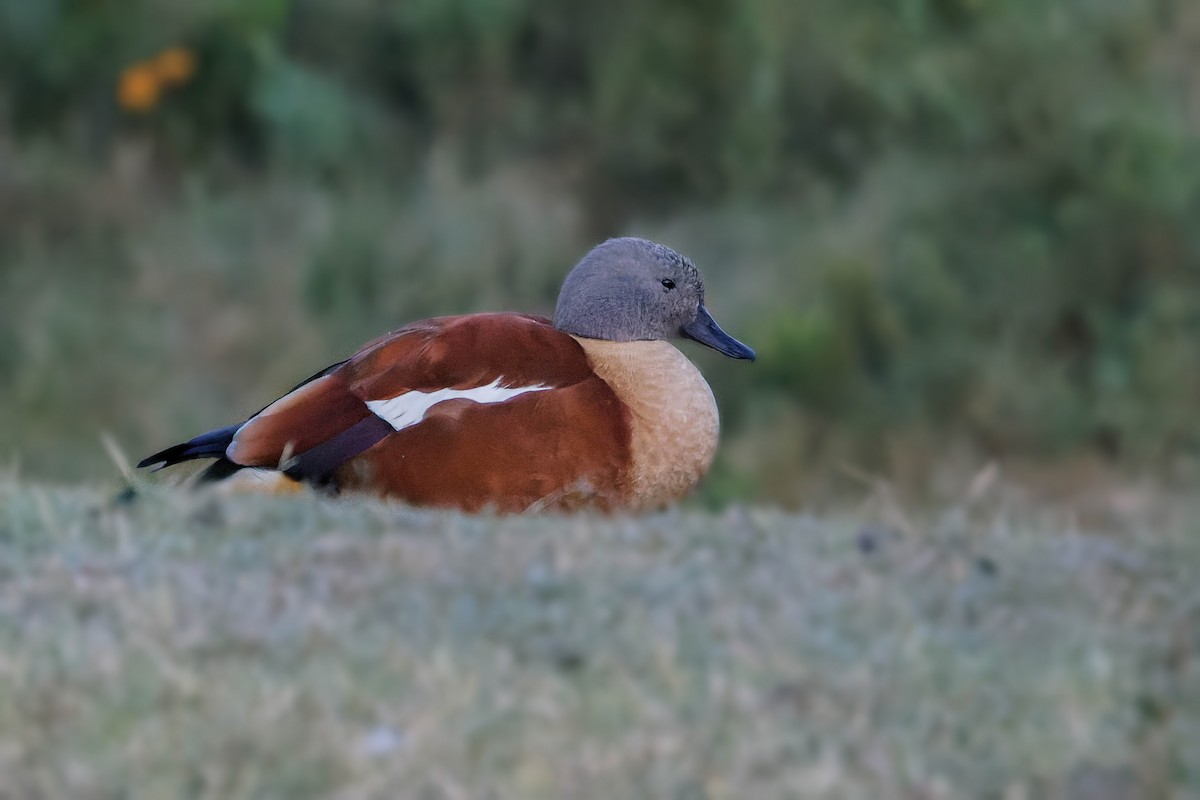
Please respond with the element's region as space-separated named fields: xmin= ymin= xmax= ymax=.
xmin=137 ymin=446 xmax=185 ymax=470
xmin=137 ymin=424 xmax=242 ymax=471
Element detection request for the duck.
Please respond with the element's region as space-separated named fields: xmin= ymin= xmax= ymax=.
xmin=138 ymin=237 xmax=755 ymax=512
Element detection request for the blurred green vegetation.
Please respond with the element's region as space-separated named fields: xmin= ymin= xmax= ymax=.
xmin=2 ymin=0 xmax=1199 ymax=505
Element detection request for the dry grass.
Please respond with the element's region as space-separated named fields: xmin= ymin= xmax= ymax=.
xmin=0 ymin=478 xmax=1196 ymax=799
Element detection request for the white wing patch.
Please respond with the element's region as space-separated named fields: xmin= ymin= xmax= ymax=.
xmin=365 ymin=378 xmax=552 ymax=432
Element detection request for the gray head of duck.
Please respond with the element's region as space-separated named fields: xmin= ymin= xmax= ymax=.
xmin=553 ymin=237 xmax=756 ymax=361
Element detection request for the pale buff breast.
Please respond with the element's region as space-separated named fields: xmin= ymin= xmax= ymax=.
xmin=573 ymin=337 xmax=719 ymax=510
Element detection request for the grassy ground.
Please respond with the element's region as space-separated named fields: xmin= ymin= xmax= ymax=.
xmin=0 ymin=477 xmax=1196 ymax=799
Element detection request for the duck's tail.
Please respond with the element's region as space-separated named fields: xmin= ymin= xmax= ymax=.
xmin=137 ymin=424 xmax=243 ymax=481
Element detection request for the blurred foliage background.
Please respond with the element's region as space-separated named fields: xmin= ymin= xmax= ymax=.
xmin=2 ymin=0 xmax=1199 ymax=507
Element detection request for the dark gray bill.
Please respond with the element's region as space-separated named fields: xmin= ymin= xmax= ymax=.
xmin=682 ymin=304 xmax=756 ymax=361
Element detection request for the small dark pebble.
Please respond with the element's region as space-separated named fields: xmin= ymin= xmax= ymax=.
xmin=555 ymin=649 xmax=586 ymax=673
xmin=856 ymin=525 xmax=900 ymax=554
xmin=975 ymin=556 xmax=998 ymax=576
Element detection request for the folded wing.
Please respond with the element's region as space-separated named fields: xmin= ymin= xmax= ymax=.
xmin=224 ymin=313 xmax=632 ymax=509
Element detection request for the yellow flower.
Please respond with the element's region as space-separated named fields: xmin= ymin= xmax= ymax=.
xmin=116 ymin=46 xmax=197 ymax=114
xmin=117 ymin=63 xmax=161 ymax=112
xmin=153 ymin=47 xmax=197 ymax=87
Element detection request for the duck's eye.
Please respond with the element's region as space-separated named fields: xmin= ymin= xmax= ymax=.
xmin=660 ymin=278 xmax=676 ymax=291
